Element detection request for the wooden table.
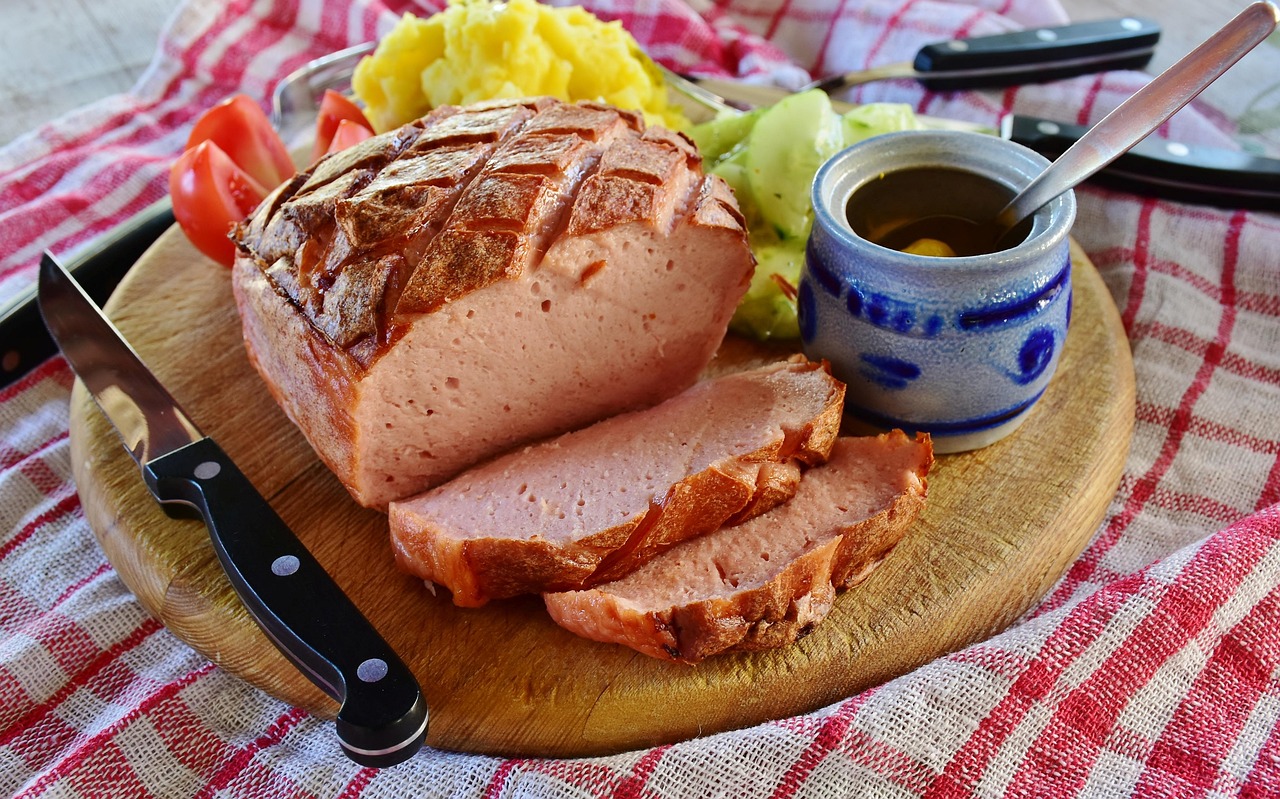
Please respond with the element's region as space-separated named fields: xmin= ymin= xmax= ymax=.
xmin=0 ymin=0 xmax=1270 ymax=151
xmin=0 ymin=0 xmax=176 ymax=146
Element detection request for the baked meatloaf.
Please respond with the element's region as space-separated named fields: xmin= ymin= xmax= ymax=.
xmin=389 ymin=358 xmax=845 ymax=607
xmin=231 ymin=97 xmax=755 ymax=508
xmin=544 ymin=431 xmax=932 ymax=663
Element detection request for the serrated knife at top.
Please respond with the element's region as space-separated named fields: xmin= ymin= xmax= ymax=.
xmin=37 ymin=252 xmax=428 ymax=768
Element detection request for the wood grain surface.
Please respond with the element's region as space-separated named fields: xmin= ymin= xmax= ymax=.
xmin=69 ymin=228 xmax=1134 ymax=757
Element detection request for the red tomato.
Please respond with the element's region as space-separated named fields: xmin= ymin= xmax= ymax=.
xmin=323 ymin=118 xmax=375 ymax=157
xmin=312 ymin=90 xmax=375 ymax=163
xmin=169 ymin=140 xmax=269 ymax=267
xmin=186 ymin=94 xmax=295 ymax=189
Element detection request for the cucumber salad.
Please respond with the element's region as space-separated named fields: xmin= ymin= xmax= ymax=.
xmin=688 ymin=91 xmax=923 ymax=340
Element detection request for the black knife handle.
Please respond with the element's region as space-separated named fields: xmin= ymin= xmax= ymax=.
xmin=915 ymin=18 xmax=1160 ymax=91
xmin=1 ymin=199 xmax=175 ymax=390
xmin=143 ymin=438 xmax=428 ymax=768
xmin=1006 ymin=115 xmax=1280 ymax=211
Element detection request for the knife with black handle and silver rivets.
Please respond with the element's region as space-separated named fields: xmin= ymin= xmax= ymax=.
xmin=689 ymin=17 xmax=1160 ymax=102
xmin=680 ymin=75 xmax=1280 ymax=212
xmin=1003 ymin=114 xmax=1280 ymax=211
xmin=37 ymin=252 xmax=428 ymax=768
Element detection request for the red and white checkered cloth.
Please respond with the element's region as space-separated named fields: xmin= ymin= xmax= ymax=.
xmin=4 ymin=0 xmax=1280 ymax=795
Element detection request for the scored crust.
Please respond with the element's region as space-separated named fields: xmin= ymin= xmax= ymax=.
xmin=231 ymin=98 xmax=756 ymax=508
xmin=234 ymin=98 xmax=733 ymax=361
xmin=543 ymin=431 xmax=934 ymax=663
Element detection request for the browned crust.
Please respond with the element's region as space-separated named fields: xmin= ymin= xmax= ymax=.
xmin=234 ymin=98 xmax=724 ymax=352
xmin=727 ymin=460 xmax=803 ymax=526
xmin=392 ymin=517 xmax=639 ymax=608
xmin=231 ymin=97 xmax=755 ymax=510
xmin=543 ymin=431 xmax=934 ymax=663
xmin=389 ymin=361 xmax=846 ymax=607
xmin=231 ymin=257 xmax=364 ymax=491
xmin=390 ymin=460 xmax=793 ymax=609
xmin=390 ymin=461 xmax=800 ymax=607
xmin=586 ymin=458 xmax=802 ymax=586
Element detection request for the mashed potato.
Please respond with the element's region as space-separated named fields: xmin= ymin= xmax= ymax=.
xmin=353 ymin=0 xmax=687 ymax=133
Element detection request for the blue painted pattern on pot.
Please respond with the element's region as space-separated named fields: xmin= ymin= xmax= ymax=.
xmin=800 ymin=131 xmax=1077 ymax=453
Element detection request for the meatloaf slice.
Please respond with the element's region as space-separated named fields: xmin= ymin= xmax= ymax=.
xmin=389 ymin=358 xmax=845 ymax=607
xmin=232 ymin=98 xmax=755 ymax=508
xmin=544 ymin=431 xmax=932 ymax=663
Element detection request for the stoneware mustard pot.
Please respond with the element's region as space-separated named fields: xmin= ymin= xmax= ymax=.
xmin=800 ymin=130 xmax=1076 ymax=453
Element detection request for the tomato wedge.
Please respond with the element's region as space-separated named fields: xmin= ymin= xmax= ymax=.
xmin=187 ymin=94 xmax=296 ymax=189
xmin=323 ymin=118 xmax=375 ymax=157
xmin=312 ymin=90 xmax=375 ymax=163
xmin=171 ymin=90 xmax=379 ymax=267
xmin=169 ymin=140 xmax=270 ymax=267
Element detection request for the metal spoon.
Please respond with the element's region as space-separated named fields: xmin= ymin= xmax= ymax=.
xmin=997 ymin=0 xmax=1279 ymax=237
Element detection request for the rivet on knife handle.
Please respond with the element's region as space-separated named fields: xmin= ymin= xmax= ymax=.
xmin=143 ymin=439 xmax=428 ymax=767
xmin=1004 ymin=115 xmax=1280 ymax=210
xmin=810 ymin=17 xmax=1161 ymax=93
xmin=912 ymin=17 xmax=1161 ymax=90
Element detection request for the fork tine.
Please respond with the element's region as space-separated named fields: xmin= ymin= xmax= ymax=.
xmin=272 ymin=42 xmax=377 ymax=140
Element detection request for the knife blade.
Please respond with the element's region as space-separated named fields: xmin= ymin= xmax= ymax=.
xmin=1 ymin=199 xmax=176 ymax=391
xmin=37 ymin=252 xmax=428 ymax=768
xmin=690 ymin=78 xmax=1280 ymax=210
xmin=692 ymin=17 xmax=1159 ymax=100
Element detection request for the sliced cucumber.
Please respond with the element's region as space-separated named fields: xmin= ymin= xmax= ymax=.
xmin=689 ymin=107 xmax=764 ymax=164
xmin=729 ymin=238 xmax=805 ymax=340
xmin=679 ymin=92 xmax=924 ymax=342
xmin=706 ymin=142 xmax=760 ymax=227
xmin=842 ymin=103 xmax=922 ymax=146
xmin=745 ymin=90 xmax=843 ymax=240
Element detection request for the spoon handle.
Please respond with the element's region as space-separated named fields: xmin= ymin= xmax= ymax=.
xmin=1001 ymin=0 xmax=1279 ymax=227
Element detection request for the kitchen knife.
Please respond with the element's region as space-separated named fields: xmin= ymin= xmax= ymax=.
xmin=1 ymin=199 xmax=175 ymax=391
xmin=691 ymin=17 xmax=1160 ymax=101
xmin=1003 ymin=114 xmax=1280 ymax=211
xmin=37 ymin=252 xmax=428 ymax=768
xmin=689 ymin=78 xmax=1280 ymax=210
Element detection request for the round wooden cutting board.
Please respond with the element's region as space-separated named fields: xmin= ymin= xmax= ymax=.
xmin=69 ymin=227 xmax=1133 ymax=757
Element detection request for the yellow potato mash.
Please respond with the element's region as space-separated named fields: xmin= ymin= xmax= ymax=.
xmin=353 ymin=0 xmax=687 ymax=133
